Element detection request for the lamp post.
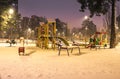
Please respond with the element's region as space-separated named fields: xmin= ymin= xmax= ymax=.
xmin=84 ymin=15 xmax=89 ymax=47
xmin=27 ymin=28 xmax=31 ymax=44
xmin=85 ymin=26 xmax=88 ymax=47
xmin=8 ymin=9 xmax=14 ymax=23
xmin=8 ymin=8 xmax=14 ymax=46
xmin=79 ymin=32 xmax=82 ymax=40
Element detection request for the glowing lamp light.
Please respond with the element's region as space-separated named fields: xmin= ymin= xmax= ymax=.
xmin=9 ymin=8 xmax=14 ymax=14
xmin=84 ymin=15 xmax=88 ymax=20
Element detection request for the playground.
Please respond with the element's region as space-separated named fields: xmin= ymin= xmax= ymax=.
xmin=0 ymin=30 xmax=119 ymax=79
xmin=36 ymin=20 xmax=109 ymax=52
xmin=0 ymin=19 xmax=116 ymax=79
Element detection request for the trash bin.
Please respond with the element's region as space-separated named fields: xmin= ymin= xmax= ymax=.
xmin=18 ymin=47 xmax=25 ymax=55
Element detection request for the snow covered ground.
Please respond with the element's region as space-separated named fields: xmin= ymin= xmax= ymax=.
xmin=0 ymin=44 xmax=120 ymax=79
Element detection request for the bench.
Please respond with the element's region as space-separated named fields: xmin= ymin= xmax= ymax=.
xmin=58 ymin=45 xmax=80 ymax=56
xmin=56 ymin=37 xmax=81 ymax=56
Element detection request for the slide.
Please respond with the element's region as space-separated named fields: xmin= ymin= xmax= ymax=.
xmin=57 ymin=37 xmax=69 ymax=46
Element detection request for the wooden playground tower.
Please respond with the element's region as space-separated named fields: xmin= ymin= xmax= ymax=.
xmin=37 ymin=21 xmax=56 ymax=49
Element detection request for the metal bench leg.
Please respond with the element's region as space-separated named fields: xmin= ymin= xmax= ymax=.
xmin=67 ymin=48 xmax=69 ymax=56
xmin=78 ymin=47 xmax=80 ymax=54
xmin=58 ymin=47 xmax=61 ymax=56
xmin=71 ymin=48 xmax=73 ymax=53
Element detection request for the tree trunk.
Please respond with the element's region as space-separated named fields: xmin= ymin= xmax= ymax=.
xmin=110 ymin=0 xmax=116 ymax=48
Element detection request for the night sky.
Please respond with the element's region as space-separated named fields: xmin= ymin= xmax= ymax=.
xmin=19 ymin=0 xmax=110 ymax=30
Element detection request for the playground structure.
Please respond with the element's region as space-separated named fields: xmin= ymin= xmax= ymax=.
xmin=88 ymin=32 xmax=108 ymax=49
xmin=37 ymin=21 xmax=56 ymax=49
xmin=36 ymin=19 xmax=108 ymax=50
xmin=95 ymin=32 xmax=107 ymax=47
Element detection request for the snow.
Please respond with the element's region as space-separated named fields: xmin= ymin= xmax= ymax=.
xmin=0 ymin=45 xmax=120 ymax=79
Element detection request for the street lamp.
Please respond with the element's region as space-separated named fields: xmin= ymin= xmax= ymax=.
xmin=79 ymin=32 xmax=82 ymax=40
xmin=85 ymin=26 xmax=88 ymax=47
xmin=27 ymin=28 xmax=31 ymax=38
xmin=27 ymin=28 xmax=31 ymax=44
xmin=84 ymin=15 xmax=89 ymax=47
xmin=8 ymin=8 xmax=14 ymax=45
xmin=72 ymin=33 xmax=75 ymax=40
xmin=8 ymin=8 xmax=14 ymax=18
xmin=84 ymin=15 xmax=89 ymax=35
xmin=9 ymin=8 xmax=14 ymax=14
xmin=84 ymin=15 xmax=88 ymax=20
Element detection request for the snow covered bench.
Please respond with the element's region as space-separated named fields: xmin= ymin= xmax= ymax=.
xmin=58 ymin=45 xmax=80 ymax=56
xmin=57 ymin=41 xmax=80 ymax=56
